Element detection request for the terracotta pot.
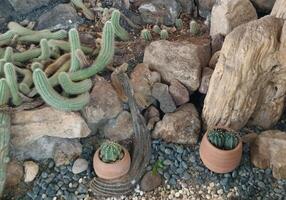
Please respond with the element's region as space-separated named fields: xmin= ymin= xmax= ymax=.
xmin=93 ymin=147 xmax=131 ymax=180
xmin=199 ymin=127 xmax=242 ymax=173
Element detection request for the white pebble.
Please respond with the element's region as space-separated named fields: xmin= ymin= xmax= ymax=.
xmin=206 ymin=194 xmax=211 ymax=199
xmin=175 ymin=192 xmax=180 ymax=197
xmin=217 ymin=189 xmax=223 ymax=195
xmin=53 ymin=197 xmax=57 ymax=200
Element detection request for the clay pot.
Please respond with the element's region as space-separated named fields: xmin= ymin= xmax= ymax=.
xmin=93 ymin=147 xmax=131 ymax=180
xmin=199 ymin=127 xmax=242 ymax=173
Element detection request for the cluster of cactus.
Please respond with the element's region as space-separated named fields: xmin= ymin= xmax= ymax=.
xmin=207 ymin=128 xmax=239 ymax=150
xmin=99 ymin=141 xmax=124 ymax=163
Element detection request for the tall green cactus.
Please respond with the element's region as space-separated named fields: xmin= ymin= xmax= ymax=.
xmin=69 ymin=28 xmax=81 ymax=72
xmin=15 ymin=67 xmax=33 ymax=95
xmin=34 ymin=39 xmax=50 ymax=61
xmin=69 ymin=21 xmax=114 ymax=81
xmin=4 ymin=63 xmax=22 ymax=106
xmin=48 ymin=39 xmax=94 ymax=55
xmin=99 ymin=141 xmax=124 ymax=163
xmin=18 ymin=30 xmax=67 ymax=43
xmin=12 ymin=48 xmax=42 ymax=63
xmin=33 ymin=68 xmax=90 ymax=111
xmin=8 ymin=21 xmax=36 ymax=36
xmin=111 ymin=10 xmax=129 ymax=41
xmin=58 ymin=72 xmax=92 ymax=95
xmin=0 ymin=47 xmax=13 ymax=75
xmin=141 ymin=29 xmax=152 ymax=41
xmin=71 ymin=0 xmax=95 ymax=20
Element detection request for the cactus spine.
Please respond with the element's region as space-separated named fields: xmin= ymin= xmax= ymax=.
xmin=69 ymin=29 xmax=81 ymax=72
xmin=99 ymin=141 xmax=124 ymax=163
xmin=160 ymin=29 xmax=169 ymax=40
xmin=207 ymin=128 xmax=239 ymax=150
xmin=69 ymin=21 xmax=114 ymax=81
xmin=111 ymin=10 xmax=129 ymax=41
xmin=190 ymin=20 xmax=199 ymax=36
xmin=152 ymin=25 xmax=161 ymax=34
xmin=33 ymin=68 xmax=90 ymax=111
xmin=175 ymin=19 xmax=183 ymax=30
xmin=58 ymin=72 xmax=92 ymax=95
xmin=4 ymin=63 xmax=22 ymax=106
xmin=71 ymin=0 xmax=95 ymax=20
xmin=141 ymin=29 xmax=152 ymax=41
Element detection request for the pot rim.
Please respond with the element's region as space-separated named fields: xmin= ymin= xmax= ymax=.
xmin=95 ymin=146 xmax=130 ymax=166
xmin=204 ymin=126 xmax=242 ymax=153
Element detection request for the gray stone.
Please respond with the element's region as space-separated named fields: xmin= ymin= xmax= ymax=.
xmin=198 ymin=0 xmax=216 ymax=18
xmin=251 ymin=0 xmax=276 ymax=13
xmin=8 ymin=0 xmax=50 ymax=15
xmin=177 ymin=0 xmax=194 ymax=14
xmin=140 ymin=171 xmax=162 ymax=192
xmin=37 ymin=3 xmax=81 ymax=30
xmin=138 ymin=0 xmax=182 ymax=25
xmin=152 ymin=83 xmax=176 ymax=113
xmin=72 ymin=158 xmax=88 ymax=174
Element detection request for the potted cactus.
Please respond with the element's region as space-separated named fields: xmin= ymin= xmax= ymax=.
xmin=199 ymin=127 xmax=242 ymax=173
xmin=93 ymin=141 xmax=131 ymax=180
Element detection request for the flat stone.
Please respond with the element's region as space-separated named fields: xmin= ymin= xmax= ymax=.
xmin=140 ymin=171 xmax=162 ymax=192
xmin=152 ymin=83 xmax=176 ymax=113
xmin=72 ymin=158 xmax=88 ymax=174
xmin=8 ymin=0 xmax=50 ymax=15
xmin=169 ymin=79 xmax=190 ymax=106
xmin=24 ymin=161 xmax=39 ymax=182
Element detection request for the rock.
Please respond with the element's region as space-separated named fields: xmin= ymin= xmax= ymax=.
xmin=250 ymin=0 xmax=276 ymax=13
xmin=144 ymin=106 xmax=160 ymax=130
xmin=23 ymin=161 xmax=39 ymax=182
xmin=5 ymin=160 xmax=23 ymax=188
xmin=82 ymin=76 xmax=123 ymax=131
xmin=11 ymin=136 xmax=82 ymax=162
xmin=152 ymin=83 xmax=176 ymax=113
xmin=210 ymin=0 xmax=257 ymax=37
xmin=11 ymin=107 xmax=90 ymax=147
xmin=138 ymin=0 xmax=182 ymax=25
xmin=53 ymin=139 xmax=82 ymax=166
xmin=130 ymin=63 xmax=156 ymax=109
xmin=144 ymin=40 xmax=211 ymax=92
xmin=203 ymin=16 xmax=286 ymax=130
xmin=211 ymin=34 xmax=225 ymax=54
xmin=140 ymin=171 xmax=162 ymax=192
xmin=250 ymin=130 xmax=286 ymax=179
xmin=198 ymin=0 xmax=216 ymax=18
xmin=37 ymin=3 xmax=81 ymax=30
xmin=8 ymin=0 xmax=50 ymax=15
xmin=208 ymin=51 xmax=220 ymax=69
xmin=72 ymin=158 xmax=88 ymax=174
xmin=169 ymin=80 xmax=190 ymax=106
xmin=177 ymin=0 xmax=194 ymax=14
xmin=153 ymin=103 xmax=201 ymax=144
xmin=241 ymin=133 xmax=258 ymax=143
xmin=0 ymin=0 xmax=13 ymax=26
xmin=199 ymin=67 xmax=213 ymax=94
xmin=103 ymin=111 xmax=133 ymax=141
xmin=271 ymin=0 xmax=286 ymax=20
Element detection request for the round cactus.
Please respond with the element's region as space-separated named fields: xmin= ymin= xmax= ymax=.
xmin=99 ymin=141 xmax=124 ymax=163
xmin=175 ymin=19 xmax=183 ymax=30
xmin=190 ymin=20 xmax=200 ymax=36
xmin=160 ymin=29 xmax=169 ymax=40
xmin=207 ymin=128 xmax=239 ymax=150
xmin=152 ymin=25 xmax=161 ymax=34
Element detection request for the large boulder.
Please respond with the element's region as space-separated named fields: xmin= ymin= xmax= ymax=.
xmin=250 ymin=0 xmax=276 ymax=13
xmin=8 ymin=0 xmax=50 ymax=15
xmin=271 ymin=0 xmax=286 ymax=20
xmin=250 ymin=130 xmax=286 ymax=179
xmin=210 ymin=0 xmax=257 ymax=36
xmin=153 ymin=103 xmax=201 ymax=144
xmin=203 ymin=16 xmax=286 ymax=130
xmin=144 ymin=40 xmax=211 ymax=92
xmin=11 ymin=107 xmax=90 ymax=146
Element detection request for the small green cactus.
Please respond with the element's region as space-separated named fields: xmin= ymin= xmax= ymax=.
xmin=152 ymin=25 xmax=161 ymax=34
xmin=68 ymin=28 xmax=81 ymax=72
xmin=160 ymin=29 xmax=169 ymax=40
xmin=190 ymin=20 xmax=199 ymax=36
xmin=140 ymin=29 xmax=152 ymax=41
xmin=0 ymin=47 xmax=14 ymax=75
xmin=207 ymin=128 xmax=239 ymax=150
xmin=71 ymin=0 xmax=95 ymax=20
xmin=111 ymin=10 xmax=129 ymax=41
xmin=0 ymin=79 xmax=10 ymax=105
xmin=34 ymin=39 xmax=50 ymax=61
xmin=152 ymin=160 xmax=164 ymax=176
xmin=175 ymin=19 xmax=183 ymax=30
xmin=99 ymin=141 xmax=124 ymax=163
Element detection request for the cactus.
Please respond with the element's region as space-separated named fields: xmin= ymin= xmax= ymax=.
xmin=0 ymin=79 xmax=10 ymax=105
xmin=34 ymin=39 xmax=50 ymax=61
xmin=0 ymin=31 xmax=15 ymax=46
xmin=45 ymin=53 xmax=71 ymax=76
xmin=33 ymin=68 xmax=90 ymax=111
xmin=31 ymin=62 xmax=44 ymax=71
xmin=111 ymin=10 xmax=129 ymax=41
xmin=69 ymin=21 xmax=114 ymax=81
xmin=15 ymin=67 xmax=33 ymax=95
xmin=140 ymin=29 xmax=152 ymax=41
xmin=69 ymin=29 xmax=81 ymax=72
xmin=160 ymin=29 xmax=169 ymax=40
xmin=207 ymin=128 xmax=239 ymax=150
xmin=75 ymin=49 xmax=90 ymax=68
xmin=18 ymin=30 xmax=67 ymax=43
xmin=175 ymin=19 xmax=183 ymax=30
xmin=190 ymin=20 xmax=199 ymax=36
xmin=4 ymin=63 xmax=22 ymax=106
xmin=0 ymin=47 xmax=13 ymax=75
xmin=12 ymin=48 xmax=42 ymax=63
xmin=48 ymin=39 xmax=94 ymax=55
xmin=71 ymin=0 xmax=95 ymax=20
xmin=8 ymin=21 xmax=36 ymax=36
xmin=224 ymin=133 xmax=239 ymax=150
xmin=58 ymin=72 xmax=92 ymax=95
xmin=152 ymin=25 xmax=161 ymax=34
xmin=99 ymin=141 xmax=124 ymax=163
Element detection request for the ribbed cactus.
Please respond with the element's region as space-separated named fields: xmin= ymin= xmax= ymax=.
xmin=111 ymin=10 xmax=129 ymax=41
xmin=8 ymin=21 xmax=36 ymax=36
xmin=12 ymin=48 xmax=42 ymax=63
xmin=207 ymin=128 xmax=239 ymax=150
xmin=15 ymin=67 xmax=33 ymax=95
xmin=34 ymin=39 xmax=50 ymax=61
xmin=152 ymin=25 xmax=161 ymax=34
xmin=48 ymin=39 xmax=93 ymax=55
xmin=4 ymin=63 xmax=22 ymax=106
xmin=75 ymin=49 xmax=89 ymax=68
xmin=0 ymin=47 xmax=13 ymax=75
xmin=58 ymin=72 xmax=92 ymax=95
xmin=175 ymin=19 xmax=183 ymax=30
xmin=190 ymin=20 xmax=199 ymax=36
xmin=69 ymin=29 xmax=81 ymax=72
xmin=31 ymin=62 xmax=44 ymax=71
xmin=0 ymin=31 xmax=15 ymax=46
xmin=140 ymin=29 xmax=152 ymax=41
xmin=99 ymin=141 xmax=124 ymax=163
xmin=71 ymin=0 xmax=95 ymax=20
xmin=0 ymin=79 xmax=10 ymax=105
xmin=69 ymin=21 xmax=114 ymax=81
xmin=160 ymin=29 xmax=169 ymax=40
xmin=33 ymin=68 xmax=90 ymax=111
xmin=18 ymin=30 xmax=67 ymax=43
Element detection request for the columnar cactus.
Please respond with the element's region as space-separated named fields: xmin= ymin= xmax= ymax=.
xmin=58 ymin=72 xmax=92 ymax=95
xmin=160 ymin=29 xmax=169 ymax=40
xmin=15 ymin=67 xmax=33 ymax=95
xmin=33 ymin=68 xmax=90 ymax=111
xmin=18 ymin=30 xmax=67 ymax=43
xmin=75 ymin=49 xmax=89 ymax=67
xmin=99 ymin=141 xmax=124 ymax=163
xmin=175 ymin=19 xmax=183 ymax=30
xmin=34 ymin=39 xmax=50 ymax=61
xmin=44 ymin=53 xmax=71 ymax=76
xmin=0 ymin=31 xmax=14 ymax=46
xmin=141 ymin=29 xmax=152 ymax=41
xmin=12 ymin=48 xmax=42 ymax=63
xmin=111 ymin=10 xmax=129 ymax=41
xmin=0 ymin=47 xmax=13 ymax=75
xmin=8 ymin=21 xmax=36 ymax=35
xmin=71 ymin=0 xmax=95 ymax=20
xmin=68 ymin=28 xmax=81 ymax=72
xmin=207 ymin=129 xmax=239 ymax=150
xmin=152 ymin=25 xmax=161 ymax=34
xmin=190 ymin=20 xmax=199 ymax=36
xmin=48 ymin=39 xmax=93 ymax=55
xmin=4 ymin=63 xmax=22 ymax=106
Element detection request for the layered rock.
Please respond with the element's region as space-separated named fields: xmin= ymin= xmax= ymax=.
xmin=271 ymin=0 xmax=286 ymax=19
xmin=250 ymin=130 xmax=286 ymax=179
xmin=203 ymin=16 xmax=286 ymax=130
xmin=210 ymin=0 xmax=257 ymax=36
